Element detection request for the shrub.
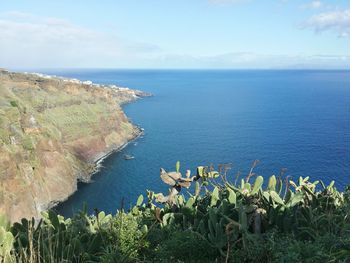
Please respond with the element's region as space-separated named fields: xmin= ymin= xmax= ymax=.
xmin=9 ymin=101 xmax=18 ymax=107
xmin=153 ymin=229 xmax=217 ymax=262
xmin=22 ymin=136 xmax=34 ymax=151
xmin=112 ymin=212 xmax=143 ymax=259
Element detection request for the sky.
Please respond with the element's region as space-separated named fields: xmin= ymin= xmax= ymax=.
xmin=1 ymin=0 xmax=350 ymax=69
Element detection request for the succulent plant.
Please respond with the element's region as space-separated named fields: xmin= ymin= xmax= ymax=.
xmin=0 ymin=215 xmax=14 ymax=263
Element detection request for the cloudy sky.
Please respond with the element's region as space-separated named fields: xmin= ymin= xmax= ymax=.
xmin=1 ymin=0 xmax=350 ymax=69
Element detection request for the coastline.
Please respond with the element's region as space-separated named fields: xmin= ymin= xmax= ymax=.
xmin=48 ymin=126 xmax=145 ymax=211
xmin=38 ymin=72 xmax=151 ymax=213
xmin=0 ymin=69 xmax=151 ymax=221
xmin=90 ymin=126 xmax=144 ymax=176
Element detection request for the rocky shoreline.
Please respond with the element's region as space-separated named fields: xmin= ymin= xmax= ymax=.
xmin=0 ymin=69 xmax=150 ymax=222
xmin=48 ymin=127 xmax=145 ymax=210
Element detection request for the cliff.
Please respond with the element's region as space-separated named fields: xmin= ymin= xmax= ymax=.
xmin=0 ymin=69 xmax=149 ymax=222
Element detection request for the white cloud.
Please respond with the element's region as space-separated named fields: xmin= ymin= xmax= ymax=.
xmin=0 ymin=12 xmax=160 ymax=68
xmin=311 ymin=1 xmax=322 ymax=9
xmin=302 ymin=1 xmax=323 ymax=9
xmin=302 ymin=9 xmax=350 ymax=37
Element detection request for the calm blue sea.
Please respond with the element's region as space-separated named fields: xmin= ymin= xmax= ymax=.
xmin=40 ymin=70 xmax=350 ymax=217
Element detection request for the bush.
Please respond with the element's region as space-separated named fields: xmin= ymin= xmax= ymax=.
xmin=153 ymin=229 xmax=217 ymax=262
xmin=112 ymin=212 xmax=144 ymax=259
xmin=10 ymin=100 xmax=18 ymax=107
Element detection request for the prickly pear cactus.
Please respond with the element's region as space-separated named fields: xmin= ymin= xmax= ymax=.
xmin=251 ymin=176 xmax=264 ymax=195
xmin=0 ymin=215 xmax=15 ymax=263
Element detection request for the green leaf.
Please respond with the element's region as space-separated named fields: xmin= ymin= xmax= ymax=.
xmin=288 ymin=192 xmax=304 ymax=207
xmin=162 ymin=213 xmax=175 ymax=227
xmin=195 ymin=181 xmax=201 ymax=197
xmin=262 ymin=192 xmax=270 ymax=202
xmin=136 ymin=194 xmax=144 ymax=206
xmin=270 ymin=191 xmax=285 ymax=206
xmin=98 ymin=211 xmax=106 ymax=221
xmin=284 ymin=189 xmax=293 ymax=203
xmin=0 ymin=227 xmax=14 ymax=261
xmin=176 ymin=161 xmax=180 ymax=173
xmin=239 ymin=206 xmax=248 ymax=232
xmin=268 ymin=175 xmax=277 ymax=191
xmin=211 ymin=187 xmax=220 ymax=206
xmin=251 ymin=176 xmax=263 ymax=195
xmin=141 ymin=225 xmax=148 ymax=234
xmin=197 ymin=166 xmax=205 ymax=177
xmin=179 ymin=195 xmax=185 ymax=206
xmin=186 ymin=197 xmax=195 ymax=208
xmin=48 ymin=210 xmax=60 ymax=230
xmin=244 ymin=183 xmax=251 ymax=192
xmin=240 ymin=179 xmax=245 ymax=189
xmin=299 ymin=176 xmax=303 ymax=186
xmin=227 ymin=188 xmax=236 ymax=205
xmin=328 ymin=180 xmax=335 ymax=189
xmin=132 ymin=206 xmax=139 ymax=215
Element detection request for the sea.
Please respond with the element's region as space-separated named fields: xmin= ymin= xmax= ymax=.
xmin=39 ymin=69 xmax=350 ymax=217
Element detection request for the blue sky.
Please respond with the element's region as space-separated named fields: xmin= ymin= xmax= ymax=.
xmin=1 ymin=0 xmax=350 ymax=69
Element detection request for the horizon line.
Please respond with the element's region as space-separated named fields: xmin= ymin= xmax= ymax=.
xmin=7 ymin=67 xmax=350 ymax=72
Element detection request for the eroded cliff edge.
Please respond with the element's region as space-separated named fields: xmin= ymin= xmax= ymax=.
xmin=0 ymin=69 xmax=149 ymax=222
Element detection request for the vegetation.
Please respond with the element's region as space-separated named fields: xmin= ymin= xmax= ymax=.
xmin=1 ymin=161 xmax=350 ymax=262
xmin=9 ymin=101 xmax=18 ymax=108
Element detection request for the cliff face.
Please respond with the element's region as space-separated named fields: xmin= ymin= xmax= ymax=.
xmin=0 ymin=69 xmax=148 ymax=222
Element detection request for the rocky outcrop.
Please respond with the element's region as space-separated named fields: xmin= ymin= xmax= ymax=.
xmin=0 ymin=69 xmax=149 ymax=222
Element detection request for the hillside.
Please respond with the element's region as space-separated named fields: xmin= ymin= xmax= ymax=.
xmin=0 ymin=69 xmax=149 ymax=222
